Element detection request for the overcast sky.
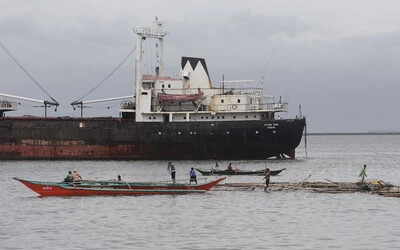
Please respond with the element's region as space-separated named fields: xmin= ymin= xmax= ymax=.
xmin=1 ymin=0 xmax=400 ymax=133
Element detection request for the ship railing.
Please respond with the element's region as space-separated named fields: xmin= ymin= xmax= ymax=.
xmin=152 ymin=87 xmax=264 ymax=96
xmin=120 ymin=100 xmax=136 ymax=110
xmin=0 ymin=100 xmax=18 ymax=110
xmin=152 ymin=101 xmax=288 ymax=112
xmin=218 ymin=87 xmax=263 ymax=95
xmin=262 ymin=102 xmax=288 ymax=111
xmin=210 ymin=102 xmax=288 ymax=112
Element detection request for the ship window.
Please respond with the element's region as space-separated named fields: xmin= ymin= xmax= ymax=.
xmin=217 ymin=116 xmax=220 ymax=119
xmin=233 ymin=116 xmax=236 ymax=119
xmin=142 ymin=92 xmax=148 ymax=95
xmin=149 ymin=117 xmax=152 ymax=120
xmin=168 ymin=84 xmax=171 ymax=88
xmin=190 ymin=132 xmax=193 ymax=134
xmin=158 ymin=132 xmax=162 ymax=135
xmin=201 ymin=117 xmax=204 ymax=119
xmin=206 ymin=117 xmax=208 ymax=119
xmin=178 ymin=132 xmax=181 ymax=135
xmin=246 ymin=115 xmax=248 ymax=118
xmin=227 ymin=131 xmax=230 ymax=134
xmin=256 ymin=131 xmax=259 ymax=134
xmin=221 ymin=99 xmax=224 ymax=103
xmin=254 ymin=115 xmax=257 ymax=118
xmin=162 ymin=84 xmax=165 ymax=88
xmin=237 ymin=99 xmax=240 ymax=103
xmin=159 ymin=101 xmax=162 ymax=104
xmin=211 ymin=116 xmax=214 ymax=119
xmin=222 ymin=116 xmax=225 ymax=119
xmin=250 ymin=98 xmax=253 ymax=104
xmin=184 ymin=116 xmax=186 ymax=119
xmin=153 ymin=117 xmax=156 ymax=119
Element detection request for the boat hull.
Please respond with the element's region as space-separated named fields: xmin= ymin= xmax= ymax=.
xmin=195 ymin=168 xmax=285 ymax=176
xmin=0 ymin=117 xmax=305 ymax=160
xmin=13 ymin=177 xmax=225 ymax=196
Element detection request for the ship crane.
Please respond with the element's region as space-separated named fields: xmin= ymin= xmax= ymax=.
xmin=0 ymin=92 xmax=58 ymax=117
xmin=71 ymin=95 xmax=135 ymax=117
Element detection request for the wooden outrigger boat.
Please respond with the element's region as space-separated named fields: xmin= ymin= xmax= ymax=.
xmin=13 ymin=177 xmax=225 ymax=196
xmin=195 ymin=168 xmax=286 ymax=176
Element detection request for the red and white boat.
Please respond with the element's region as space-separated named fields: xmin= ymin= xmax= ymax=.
xmin=13 ymin=177 xmax=225 ymax=196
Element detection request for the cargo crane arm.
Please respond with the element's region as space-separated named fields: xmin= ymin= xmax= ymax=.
xmin=0 ymin=92 xmax=58 ymax=117
xmin=71 ymin=95 xmax=135 ymax=117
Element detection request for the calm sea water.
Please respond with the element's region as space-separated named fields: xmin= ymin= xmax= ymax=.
xmin=1 ymin=135 xmax=400 ymax=249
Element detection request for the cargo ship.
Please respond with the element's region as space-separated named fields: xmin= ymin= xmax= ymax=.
xmin=0 ymin=19 xmax=305 ymax=160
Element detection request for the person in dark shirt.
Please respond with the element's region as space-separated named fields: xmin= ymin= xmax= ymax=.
xmin=189 ymin=168 xmax=197 ymax=184
xmin=263 ymin=168 xmax=271 ymax=191
xmin=64 ymin=171 xmax=73 ymax=182
xmin=167 ymin=162 xmax=176 ymax=183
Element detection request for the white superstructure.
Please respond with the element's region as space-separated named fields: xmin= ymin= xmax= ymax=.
xmin=122 ymin=18 xmax=288 ymax=122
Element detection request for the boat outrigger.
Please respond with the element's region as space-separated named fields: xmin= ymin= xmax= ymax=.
xmin=13 ymin=177 xmax=225 ymax=196
xmin=195 ymin=168 xmax=286 ymax=176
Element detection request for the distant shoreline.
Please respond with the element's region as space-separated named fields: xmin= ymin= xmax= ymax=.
xmin=307 ymin=132 xmax=400 ymax=135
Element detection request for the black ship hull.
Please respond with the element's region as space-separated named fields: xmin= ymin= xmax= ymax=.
xmin=0 ymin=117 xmax=305 ymax=160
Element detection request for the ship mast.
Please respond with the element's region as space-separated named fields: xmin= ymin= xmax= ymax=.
xmin=133 ymin=17 xmax=168 ymax=121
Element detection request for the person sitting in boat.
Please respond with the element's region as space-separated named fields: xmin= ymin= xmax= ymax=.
xmin=227 ymin=163 xmax=233 ymax=171
xmin=189 ymin=167 xmax=197 ymax=184
xmin=64 ymin=171 xmax=73 ymax=182
xmin=72 ymin=170 xmax=82 ymax=182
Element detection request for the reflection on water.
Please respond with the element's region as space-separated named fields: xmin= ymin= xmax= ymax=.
xmin=1 ymin=135 xmax=400 ymax=249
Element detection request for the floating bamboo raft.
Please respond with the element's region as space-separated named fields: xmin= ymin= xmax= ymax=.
xmin=215 ymin=180 xmax=400 ymax=198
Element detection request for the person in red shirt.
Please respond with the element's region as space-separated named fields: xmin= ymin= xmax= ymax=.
xmin=227 ymin=163 xmax=232 ymax=171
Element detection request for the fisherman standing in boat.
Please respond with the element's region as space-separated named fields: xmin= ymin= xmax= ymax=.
xmin=263 ymin=169 xmax=271 ymax=191
xmin=189 ymin=167 xmax=197 ymax=184
xmin=167 ymin=162 xmax=176 ymax=183
xmin=227 ymin=163 xmax=233 ymax=171
xmin=359 ymin=164 xmax=367 ymax=183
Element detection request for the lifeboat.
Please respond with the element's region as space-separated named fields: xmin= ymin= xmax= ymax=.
xmin=157 ymin=91 xmax=204 ymax=101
